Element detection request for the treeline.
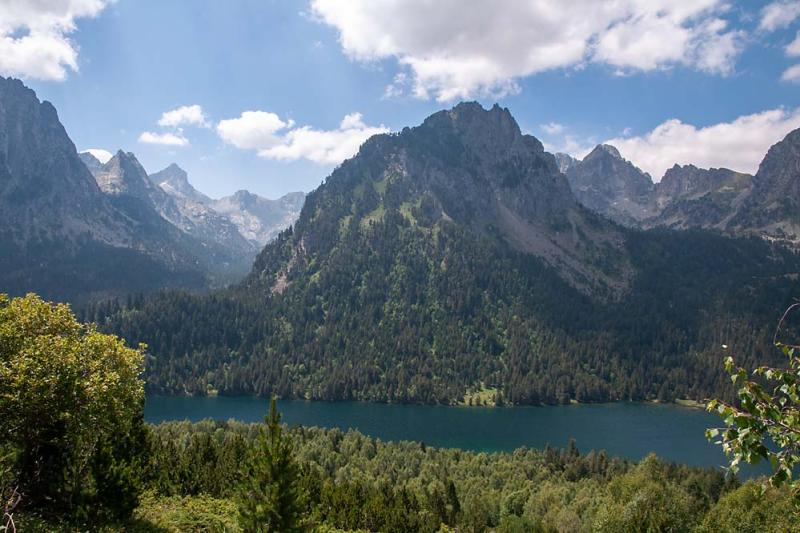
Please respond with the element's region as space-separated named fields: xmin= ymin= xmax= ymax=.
xmin=85 ymin=220 xmax=800 ymax=405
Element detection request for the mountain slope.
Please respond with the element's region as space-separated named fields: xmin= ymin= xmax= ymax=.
xmin=95 ymin=102 xmax=800 ymax=405
xmin=0 ymin=76 xmax=205 ymax=301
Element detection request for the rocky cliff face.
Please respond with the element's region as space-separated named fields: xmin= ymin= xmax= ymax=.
xmin=210 ymin=190 xmax=304 ymax=247
xmin=565 ymin=144 xmax=655 ymax=226
xmin=729 ymin=129 xmax=800 ymax=243
xmin=645 ymin=165 xmax=752 ymax=230
xmin=554 ymin=152 xmax=578 ymax=174
xmin=150 ymin=163 xmax=212 ymax=205
xmin=78 ymin=151 xmax=104 ymax=173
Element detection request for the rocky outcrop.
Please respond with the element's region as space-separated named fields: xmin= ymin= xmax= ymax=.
xmin=645 ymin=165 xmax=752 ymax=230
xmin=729 ymin=129 xmax=800 ymax=243
xmin=565 ymin=144 xmax=655 ymax=226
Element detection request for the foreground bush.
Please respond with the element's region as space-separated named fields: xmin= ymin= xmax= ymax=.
xmin=0 ymin=293 xmax=146 ymax=524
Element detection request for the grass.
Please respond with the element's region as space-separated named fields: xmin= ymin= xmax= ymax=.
xmin=459 ymin=384 xmax=499 ymax=406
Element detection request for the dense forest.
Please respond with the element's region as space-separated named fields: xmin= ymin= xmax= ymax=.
xmin=86 ymin=223 xmax=800 ymax=406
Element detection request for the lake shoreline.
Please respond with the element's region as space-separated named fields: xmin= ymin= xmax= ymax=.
xmin=145 ymin=391 xmax=710 ymax=411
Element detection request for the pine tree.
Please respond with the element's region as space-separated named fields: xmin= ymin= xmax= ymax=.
xmin=237 ymin=397 xmax=306 ymax=532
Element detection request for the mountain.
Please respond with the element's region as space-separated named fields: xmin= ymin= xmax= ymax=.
xmin=565 ymin=144 xmax=655 ymax=226
xmin=554 ymin=152 xmax=578 ymax=174
xmin=729 ymin=129 xmax=800 ymax=243
xmin=91 ymin=152 xmax=256 ymax=281
xmin=562 ymin=133 xmax=800 ymax=244
xmin=150 ymin=163 xmax=212 ymax=205
xmin=645 ymin=164 xmax=752 ymax=230
xmin=96 ymin=102 xmax=800 ymax=406
xmin=0 ymin=76 xmax=210 ymax=302
xmin=78 ymin=151 xmax=104 ymax=173
xmin=211 ymin=190 xmax=305 ymax=246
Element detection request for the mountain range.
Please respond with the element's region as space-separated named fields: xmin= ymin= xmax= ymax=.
xmin=559 ymin=134 xmax=800 ymax=244
xmin=0 ymin=75 xmax=303 ymax=301
xmin=94 ymin=102 xmax=800 ymax=405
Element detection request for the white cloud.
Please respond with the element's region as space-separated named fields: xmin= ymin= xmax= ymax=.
xmin=311 ymin=0 xmax=744 ymax=101
xmin=759 ymin=1 xmax=800 ymax=32
xmin=0 ymin=0 xmax=113 ymax=81
xmin=138 ymin=131 xmax=189 ymax=147
xmin=787 ymin=31 xmax=800 ymax=56
xmin=605 ymin=108 xmax=800 ymax=181
xmin=217 ymin=111 xmax=388 ymax=165
xmin=157 ymin=104 xmax=209 ymax=128
xmin=217 ymin=111 xmax=292 ymax=150
xmin=82 ymin=148 xmax=112 ymax=163
xmin=782 ymin=63 xmax=800 ymax=81
xmin=541 ymin=122 xmax=565 ymax=135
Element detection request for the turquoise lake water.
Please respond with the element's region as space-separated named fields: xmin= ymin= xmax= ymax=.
xmin=145 ymin=395 xmax=769 ymax=476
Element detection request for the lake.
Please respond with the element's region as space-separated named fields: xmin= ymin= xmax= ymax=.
xmin=145 ymin=395 xmax=767 ymax=475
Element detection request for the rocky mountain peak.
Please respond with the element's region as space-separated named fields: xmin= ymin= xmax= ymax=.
xmin=280 ymin=102 xmax=630 ymax=297
xmin=729 ymin=127 xmax=800 ymax=241
xmin=565 ymin=144 xmax=654 ymax=226
xmin=94 ymin=150 xmax=157 ymax=200
xmin=591 ymin=144 xmax=622 ymax=160
xmin=150 ymin=163 xmax=210 ymax=205
xmin=78 ymin=151 xmax=104 ymax=173
xmin=413 ymin=101 xmax=540 ymax=161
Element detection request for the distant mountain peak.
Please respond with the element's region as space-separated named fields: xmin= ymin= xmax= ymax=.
xmin=565 ymin=143 xmax=654 ymax=225
xmin=94 ymin=150 xmax=155 ymax=199
xmin=150 ymin=163 xmax=211 ymax=206
xmin=586 ymin=144 xmax=622 ymax=160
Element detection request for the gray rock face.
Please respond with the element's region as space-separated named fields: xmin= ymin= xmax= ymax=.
xmin=211 ymin=189 xmax=304 ymax=246
xmin=728 ymin=129 xmax=800 ymax=243
xmin=645 ymin=165 xmax=752 ymax=230
xmin=148 ymin=162 xmax=304 ymax=249
xmin=150 ymin=163 xmax=212 ymax=205
xmin=79 ymin=151 xmax=104 ymax=173
xmin=554 ymin=152 xmax=578 ymax=174
xmin=565 ymin=144 xmax=655 ymax=226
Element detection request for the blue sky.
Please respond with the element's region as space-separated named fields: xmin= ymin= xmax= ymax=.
xmin=6 ymin=0 xmax=800 ymax=198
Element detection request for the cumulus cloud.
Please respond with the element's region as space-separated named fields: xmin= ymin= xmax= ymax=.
xmin=82 ymin=148 xmax=112 ymax=163
xmin=138 ymin=131 xmax=189 ymax=147
xmin=605 ymin=108 xmax=800 ymax=181
xmin=157 ymin=104 xmax=209 ymax=128
xmin=759 ymin=1 xmax=800 ymax=32
xmin=217 ymin=111 xmax=388 ymax=165
xmin=0 ymin=0 xmax=113 ymax=81
xmin=782 ymin=64 xmax=800 ymax=82
xmin=217 ymin=111 xmax=293 ymax=151
xmin=311 ymin=0 xmax=744 ymax=101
